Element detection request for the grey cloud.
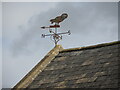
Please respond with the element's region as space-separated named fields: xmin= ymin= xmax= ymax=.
xmin=3 ymin=2 xmax=118 ymax=88
xmin=11 ymin=2 xmax=118 ymax=56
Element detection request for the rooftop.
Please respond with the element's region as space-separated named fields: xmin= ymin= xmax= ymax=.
xmin=13 ymin=41 xmax=120 ymax=89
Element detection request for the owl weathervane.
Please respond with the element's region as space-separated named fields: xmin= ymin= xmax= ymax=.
xmin=41 ymin=13 xmax=71 ymax=45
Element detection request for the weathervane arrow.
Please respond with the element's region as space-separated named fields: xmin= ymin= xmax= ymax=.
xmin=41 ymin=13 xmax=71 ymax=45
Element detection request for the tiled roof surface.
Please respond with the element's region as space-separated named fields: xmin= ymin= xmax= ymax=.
xmin=25 ymin=41 xmax=120 ymax=88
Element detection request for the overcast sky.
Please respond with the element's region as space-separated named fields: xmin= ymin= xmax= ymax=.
xmin=0 ymin=1 xmax=2 ymax=89
xmin=2 ymin=2 xmax=118 ymax=88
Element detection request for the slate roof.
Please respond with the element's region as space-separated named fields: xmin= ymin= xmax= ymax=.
xmin=13 ymin=41 xmax=120 ymax=89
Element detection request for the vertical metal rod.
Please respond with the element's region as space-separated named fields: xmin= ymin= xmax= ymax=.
xmin=54 ymin=23 xmax=57 ymax=45
xmin=55 ymin=41 xmax=57 ymax=46
xmin=54 ymin=36 xmax=57 ymax=46
xmin=55 ymin=27 xmax=57 ymax=34
xmin=55 ymin=23 xmax=57 ymax=34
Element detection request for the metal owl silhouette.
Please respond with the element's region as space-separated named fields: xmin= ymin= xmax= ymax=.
xmin=50 ymin=13 xmax=68 ymax=24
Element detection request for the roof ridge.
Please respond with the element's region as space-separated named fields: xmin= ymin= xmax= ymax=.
xmin=13 ymin=45 xmax=63 ymax=89
xmin=61 ymin=41 xmax=120 ymax=52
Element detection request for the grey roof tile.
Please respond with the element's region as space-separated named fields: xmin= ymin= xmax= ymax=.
xmin=13 ymin=41 xmax=120 ymax=89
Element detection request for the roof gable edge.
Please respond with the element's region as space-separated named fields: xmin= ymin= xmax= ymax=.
xmin=13 ymin=45 xmax=63 ymax=89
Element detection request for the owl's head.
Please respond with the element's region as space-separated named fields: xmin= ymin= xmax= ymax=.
xmin=61 ymin=13 xmax=68 ymax=19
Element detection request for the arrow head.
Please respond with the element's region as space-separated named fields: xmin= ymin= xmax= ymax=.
xmin=41 ymin=26 xmax=45 ymax=29
xmin=68 ymin=30 xmax=71 ymax=35
xmin=41 ymin=34 xmax=45 ymax=38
